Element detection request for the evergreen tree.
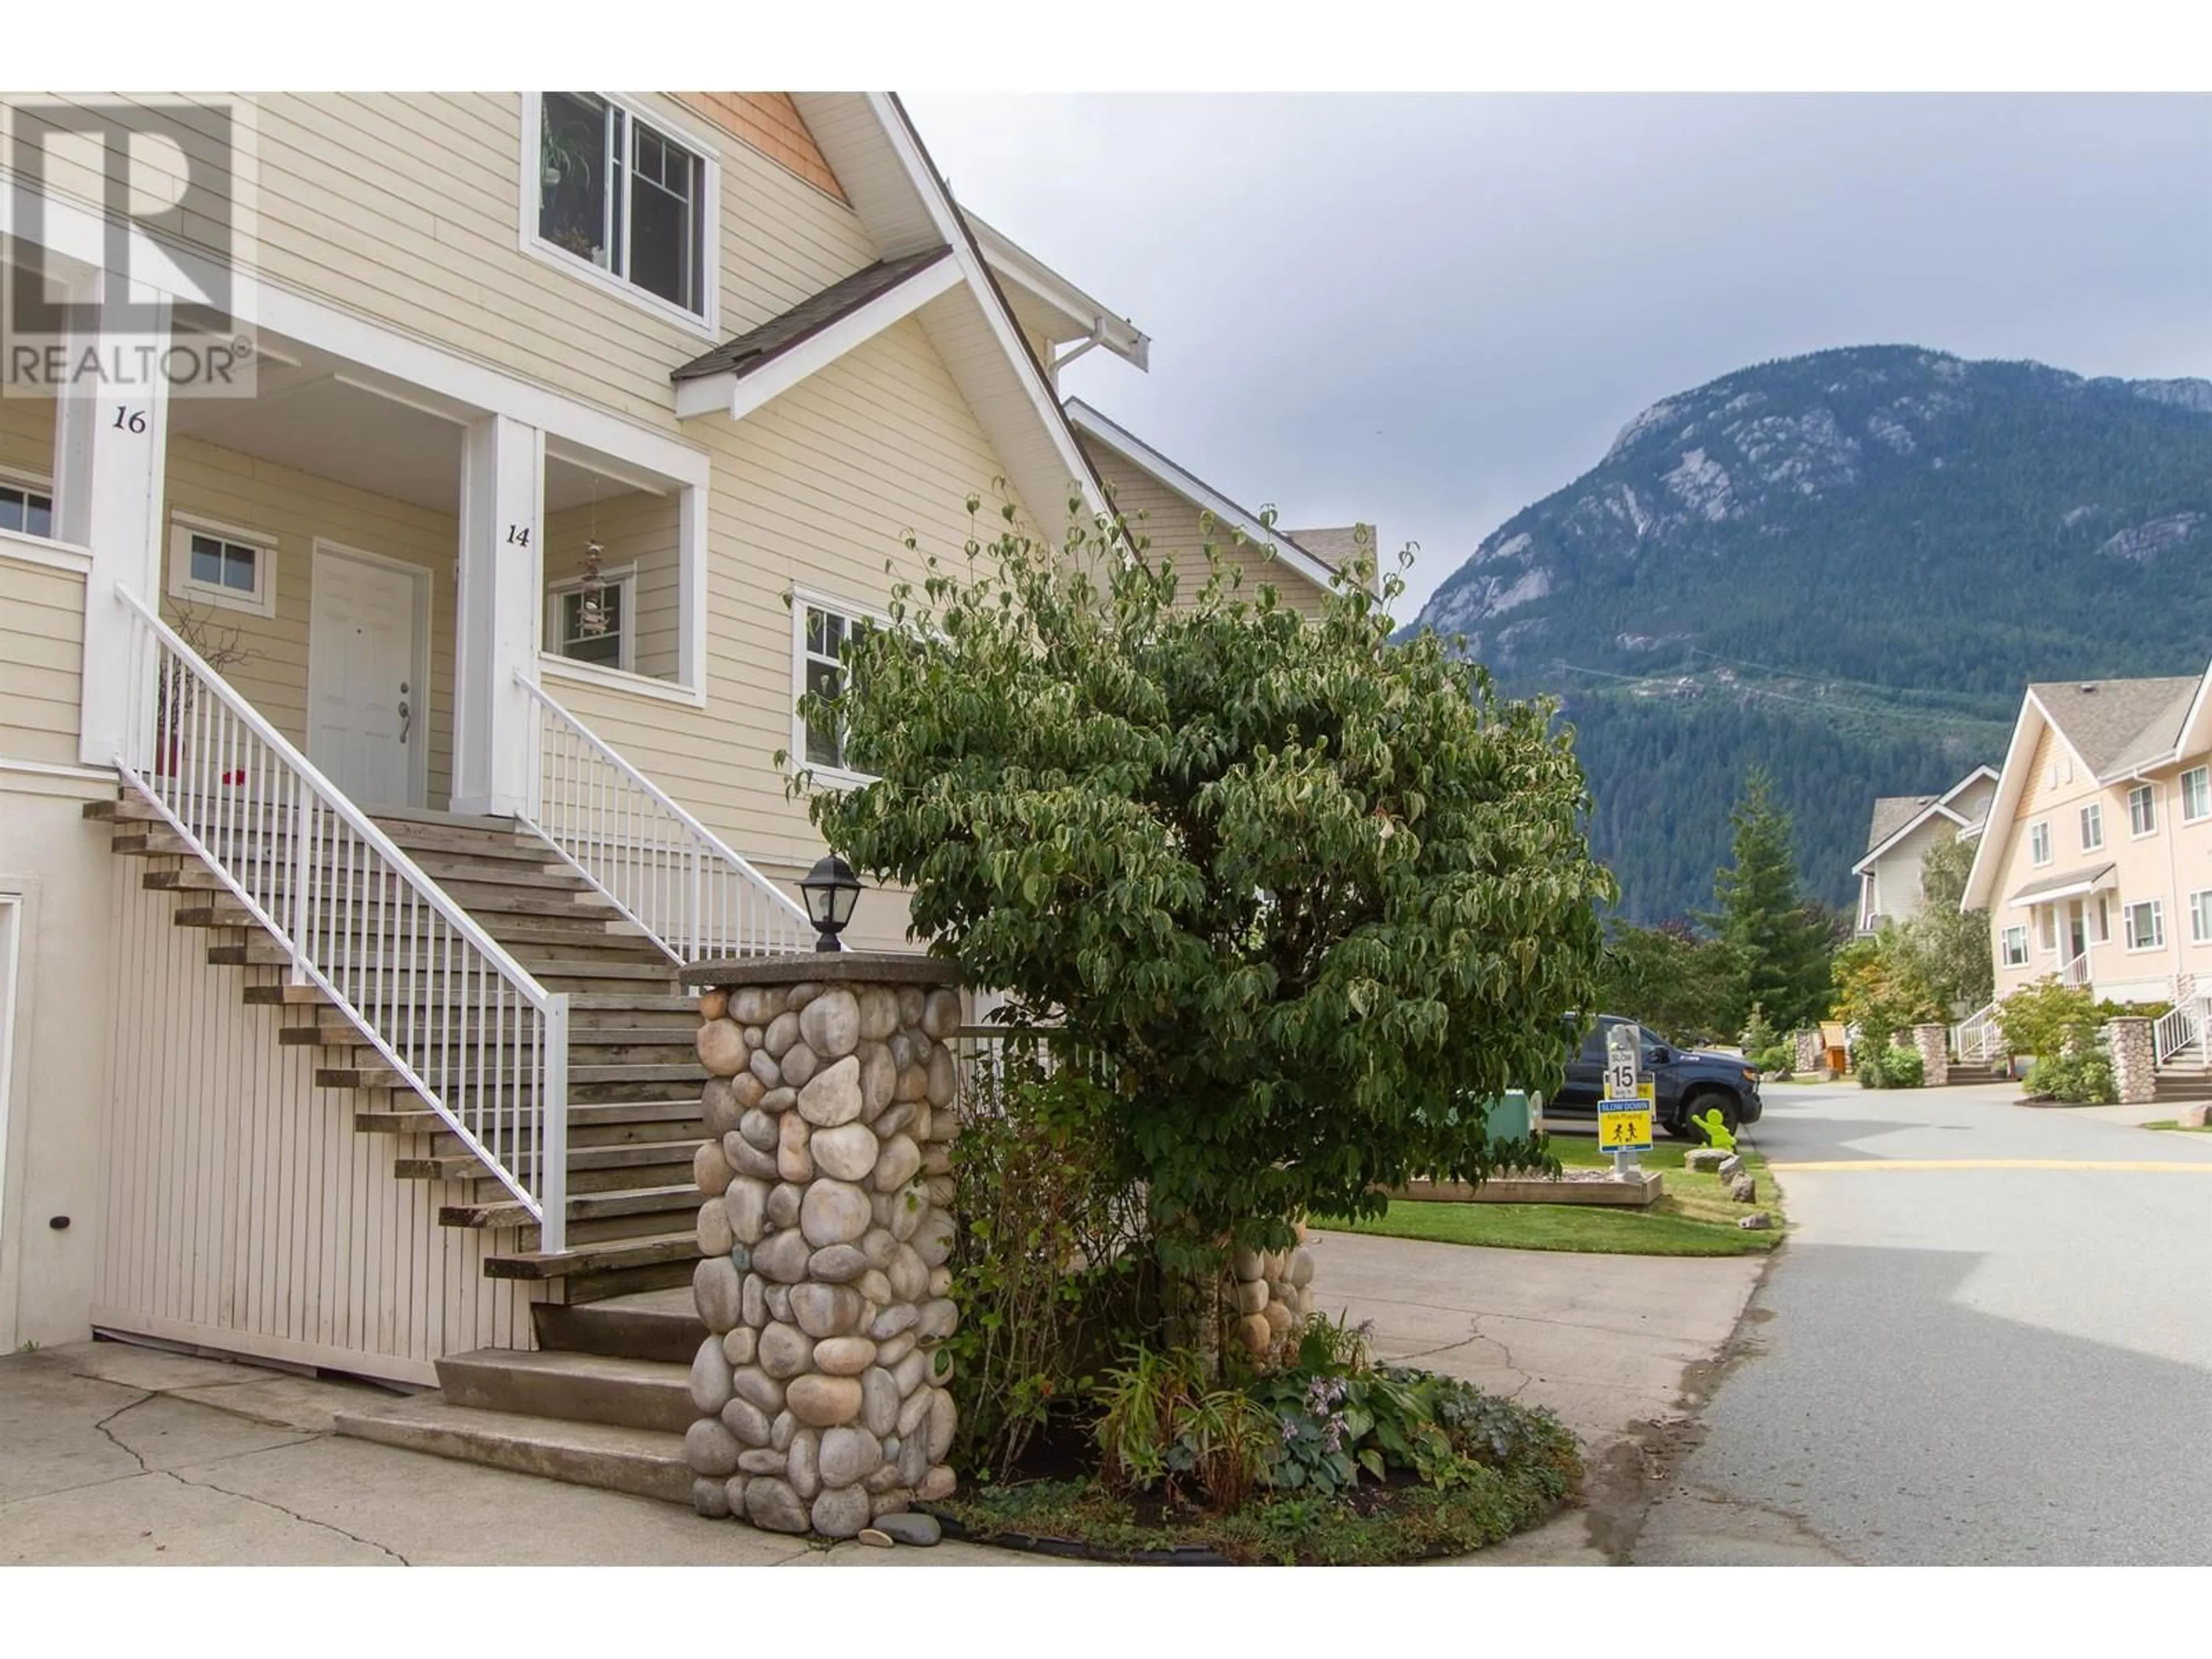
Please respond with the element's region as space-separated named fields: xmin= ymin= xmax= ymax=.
xmin=1707 ymin=770 xmax=1833 ymax=1029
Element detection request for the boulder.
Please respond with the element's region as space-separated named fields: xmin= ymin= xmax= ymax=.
xmin=801 ymin=1179 xmax=873 ymax=1248
xmin=683 ymin=1418 xmax=741 ymax=1478
xmin=790 ymin=1281 xmax=864 ymax=1339
xmin=696 ymin=1018 xmax=748 ymax=1077
xmin=694 ymin=1257 xmax=743 ymax=1333
xmin=745 ymin=1478 xmax=809 ymax=1535
xmin=787 ymin=1373 xmax=865 ymax=1428
xmin=800 ymin=989 xmax=862 ymax=1061
xmin=1685 ymin=1147 xmax=1729 ymax=1173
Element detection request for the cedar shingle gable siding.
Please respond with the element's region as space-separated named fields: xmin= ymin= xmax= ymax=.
xmin=675 ymin=93 xmax=847 ymax=202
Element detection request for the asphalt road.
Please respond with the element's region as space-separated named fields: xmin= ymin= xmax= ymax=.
xmin=1632 ymin=1078 xmax=2212 ymax=1566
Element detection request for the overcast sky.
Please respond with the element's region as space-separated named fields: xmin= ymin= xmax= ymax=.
xmin=904 ymin=93 xmax=2212 ymax=616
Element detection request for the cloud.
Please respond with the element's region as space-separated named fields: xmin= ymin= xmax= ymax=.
xmin=907 ymin=93 xmax=2212 ymax=614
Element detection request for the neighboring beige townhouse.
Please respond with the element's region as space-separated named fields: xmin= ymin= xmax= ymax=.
xmin=0 ymin=86 xmax=1359 ymax=1469
xmin=1961 ymin=661 xmax=2212 ymax=1053
xmin=1853 ymin=764 xmax=1998 ymax=935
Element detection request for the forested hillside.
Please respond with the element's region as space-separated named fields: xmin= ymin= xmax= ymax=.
xmin=1408 ymin=346 xmax=2212 ymax=922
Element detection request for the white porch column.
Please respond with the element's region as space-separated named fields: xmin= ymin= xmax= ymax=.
xmin=51 ymin=275 xmax=171 ymax=770
xmin=452 ymin=414 xmax=544 ymax=817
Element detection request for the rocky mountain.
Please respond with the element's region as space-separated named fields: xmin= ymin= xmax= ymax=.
xmin=1409 ymin=346 xmax=2212 ymax=923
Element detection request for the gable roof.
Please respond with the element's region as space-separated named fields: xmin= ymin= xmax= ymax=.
xmin=2029 ymin=676 xmax=2202 ymax=778
xmin=1064 ymin=399 xmax=1339 ymax=594
xmin=672 ymin=249 xmax=953 ymax=385
xmin=682 ymin=93 xmax=1112 ymax=528
xmin=1851 ymin=764 xmax=1999 ymax=875
xmin=964 ymin=212 xmax=1149 ymax=372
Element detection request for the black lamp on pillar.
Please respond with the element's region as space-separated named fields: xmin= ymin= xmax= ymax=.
xmin=799 ymin=854 xmax=862 ymax=952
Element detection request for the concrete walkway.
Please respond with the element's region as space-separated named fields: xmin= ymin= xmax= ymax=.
xmin=1307 ymin=1227 xmax=1767 ymax=1564
xmin=1 ymin=1228 xmax=1765 ymax=1566
xmin=0 ymin=1342 xmax=1031 ymax=1566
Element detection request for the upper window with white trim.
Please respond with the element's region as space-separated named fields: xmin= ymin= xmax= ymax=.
xmin=2127 ymin=782 xmax=2156 ymax=837
xmin=168 ymin=518 xmax=277 ymax=617
xmin=2028 ymin=820 xmax=2051 ymax=866
xmin=2000 ymin=925 xmax=2029 ymax=968
xmin=2079 ymin=801 xmax=2103 ymax=851
xmin=534 ymin=93 xmax=714 ymax=324
xmin=0 ymin=475 xmax=54 ymax=539
xmin=795 ymin=599 xmax=875 ymax=776
xmin=2190 ymin=889 xmax=2212 ymax=946
xmin=2122 ymin=898 xmax=2164 ymax=952
xmin=2183 ymin=766 xmax=2211 ymax=824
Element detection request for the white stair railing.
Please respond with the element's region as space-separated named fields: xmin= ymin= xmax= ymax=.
xmin=2154 ymin=993 xmax=2208 ymax=1070
xmin=1952 ymin=1002 xmax=2003 ymax=1065
xmin=518 ymin=676 xmax=812 ymax=964
xmin=2059 ymin=949 xmax=2093 ymax=988
xmin=117 ymin=590 xmax=568 ymax=1251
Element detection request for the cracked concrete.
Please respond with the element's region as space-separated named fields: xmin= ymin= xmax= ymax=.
xmin=1308 ymin=1226 xmax=1766 ymax=1565
xmin=0 ymin=1341 xmax=1041 ymax=1566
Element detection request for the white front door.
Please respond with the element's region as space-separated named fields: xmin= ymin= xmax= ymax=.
xmin=308 ymin=543 xmax=423 ymax=807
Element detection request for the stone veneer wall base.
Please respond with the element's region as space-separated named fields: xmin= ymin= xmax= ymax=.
xmin=677 ymin=953 xmax=965 ymax=1537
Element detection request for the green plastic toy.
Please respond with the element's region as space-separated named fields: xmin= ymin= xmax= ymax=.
xmin=1692 ymin=1108 xmax=1736 ymax=1152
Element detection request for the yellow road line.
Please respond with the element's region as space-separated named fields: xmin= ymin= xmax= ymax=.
xmin=1767 ymin=1158 xmax=2212 ymax=1173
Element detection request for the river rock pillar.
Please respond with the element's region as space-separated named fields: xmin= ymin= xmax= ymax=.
xmin=2107 ymin=1016 xmax=2156 ymax=1105
xmin=1912 ymin=1024 xmax=1949 ymax=1088
xmin=678 ymin=953 xmax=964 ymax=1537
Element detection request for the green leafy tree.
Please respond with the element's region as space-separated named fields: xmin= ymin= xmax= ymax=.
xmin=798 ymin=498 xmax=1614 ymax=1365
xmin=1891 ymin=832 xmax=1994 ymax=1015
xmin=1592 ymin=919 xmax=1741 ymax=1045
xmin=1706 ymin=769 xmax=1834 ymax=1031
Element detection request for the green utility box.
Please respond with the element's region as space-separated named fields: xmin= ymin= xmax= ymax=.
xmin=1477 ymin=1090 xmax=1536 ymax=1142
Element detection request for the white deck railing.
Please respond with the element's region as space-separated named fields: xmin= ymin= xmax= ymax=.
xmin=2154 ymin=993 xmax=2209 ymax=1070
xmin=1953 ymin=1002 xmax=2004 ymax=1065
xmin=117 ymin=590 xmax=569 ymax=1251
xmin=517 ymin=676 xmax=812 ymax=965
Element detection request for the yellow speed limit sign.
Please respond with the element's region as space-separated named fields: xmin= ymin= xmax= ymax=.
xmin=1598 ymin=1105 xmax=1653 ymax=1151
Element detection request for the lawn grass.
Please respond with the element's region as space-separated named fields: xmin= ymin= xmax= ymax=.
xmin=2141 ymin=1119 xmax=2212 ymax=1133
xmin=1320 ymin=1138 xmax=1786 ymax=1258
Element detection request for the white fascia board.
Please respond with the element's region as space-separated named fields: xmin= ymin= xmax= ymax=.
xmin=1936 ymin=764 xmax=2002 ymax=807
xmin=2024 ymin=688 xmax=2100 ymax=790
xmin=965 ymin=213 xmax=1150 ymax=370
xmin=1851 ymin=801 xmax=1969 ymax=877
xmin=676 ymin=253 xmax=963 ymax=425
xmin=1961 ymin=694 xmax=2047 ymax=912
xmin=1065 ymin=400 xmax=1338 ymax=594
xmin=865 ymin=95 xmax=1108 ymax=521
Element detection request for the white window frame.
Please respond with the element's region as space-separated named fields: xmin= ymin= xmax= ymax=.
xmin=2182 ymin=766 xmax=2211 ymax=824
xmin=2078 ymin=801 xmax=2103 ymax=852
xmin=2122 ymin=898 xmax=2164 ymax=953
xmin=2127 ymin=782 xmax=2157 ymax=838
xmin=518 ymin=92 xmax=720 ymax=339
xmin=545 ymin=563 xmax=638 ymax=675
xmin=2029 ymin=820 xmax=2052 ymax=867
xmin=0 ymin=465 xmax=55 ymax=541
xmin=167 ymin=513 xmax=278 ymax=618
xmin=2039 ymin=907 xmax=2058 ymax=953
xmin=791 ymin=589 xmax=886 ymax=788
xmin=2190 ymin=889 xmax=2212 ymax=946
xmin=2000 ymin=925 xmax=2029 ymax=968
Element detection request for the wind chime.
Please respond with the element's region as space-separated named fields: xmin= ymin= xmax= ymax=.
xmin=574 ymin=476 xmax=610 ymax=639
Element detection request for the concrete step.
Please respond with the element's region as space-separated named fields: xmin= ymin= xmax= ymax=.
xmin=109 ymin=825 xmax=565 ymax=875
xmin=241 ymin=983 xmax=699 ymax=1016
xmin=434 ymin=1347 xmax=694 ymax=1434
xmin=361 ymin=1100 xmax=703 ymax=1140
xmin=294 ymin=1022 xmax=699 ymax=1054
xmin=331 ymin=1392 xmax=690 ymax=1505
xmin=324 ymin=1069 xmax=702 ymax=1109
xmin=175 ymin=898 xmax=656 ymax=956
xmin=213 ymin=940 xmax=673 ymax=991
xmin=533 ymin=1287 xmax=706 ymax=1366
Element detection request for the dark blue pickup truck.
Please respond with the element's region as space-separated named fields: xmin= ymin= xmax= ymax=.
xmin=1544 ymin=1014 xmax=1763 ymax=1141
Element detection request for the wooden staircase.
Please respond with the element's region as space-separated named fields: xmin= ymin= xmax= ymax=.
xmin=2154 ymin=1033 xmax=2212 ymax=1108
xmin=1946 ymin=1059 xmax=2012 ymax=1087
xmin=86 ymin=793 xmax=714 ymax=1306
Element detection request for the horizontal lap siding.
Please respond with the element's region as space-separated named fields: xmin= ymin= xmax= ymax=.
xmin=1088 ymin=445 xmax=1331 ymax=619
xmin=551 ymin=317 xmax=1031 ymax=878
xmin=247 ymin=94 xmax=877 ymax=427
xmin=0 ymin=559 xmax=84 ymax=763
xmin=544 ymin=491 xmax=681 ymax=681
xmin=94 ymin=857 xmax=532 ymax=1385
xmin=161 ymin=438 xmax=461 ymax=806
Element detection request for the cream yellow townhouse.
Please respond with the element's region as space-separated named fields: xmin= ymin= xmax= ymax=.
xmin=0 ymin=92 xmax=1352 ymax=1493
xmin=1957 ymin=660 xmax=2212 ymax=1081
